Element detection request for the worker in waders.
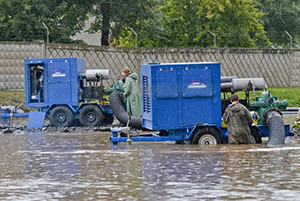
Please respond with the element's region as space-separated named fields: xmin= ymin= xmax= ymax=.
xmin=223 ymin=94 xmax=255 ymax=144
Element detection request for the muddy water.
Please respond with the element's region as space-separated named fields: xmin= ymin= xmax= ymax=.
xmin=1 ymin=130 xmax=300 ymax=201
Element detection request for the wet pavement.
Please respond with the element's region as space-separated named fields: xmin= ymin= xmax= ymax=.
xmin=1 ymin=130 xmax=300 ymax=200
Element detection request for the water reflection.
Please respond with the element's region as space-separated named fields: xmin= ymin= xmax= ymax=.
xmin=138 ymin=145 xmax=224 ymax=200
xmin=1 ymin=132 xmax=300 ymax=200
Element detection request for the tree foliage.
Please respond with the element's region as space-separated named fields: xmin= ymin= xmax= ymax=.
xmin=0 ymin=0 xmax=93 ymax=43
xmin=147 ymin=0 xmax=271 ymax=48
xmin=0 ymin=0 xmax=299 ymax=48
xmin=254 ymin=0 xmax=300 ymax=47
xmin=87 ymin=0 xmax=158 ymax=46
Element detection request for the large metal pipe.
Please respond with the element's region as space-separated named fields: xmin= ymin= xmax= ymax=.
xmin=221 ymin=76 xmax=235 ymax=92
xmin=79 ymin=69 xmax=110 ymax=80
xmin=109 ymin=92 xmax=143 ymax=129
xmin=265 ymin=110 xmax=285 ymax=146
xmin=221 ymin=76 xmax=236 ymax=83
xmin=86 ymin=69 xmax=110 ymax=80
xmin=231 ymin=78 xmax=267 ymax=92
xmin=220 ymin=77 xmax=267 ymax=93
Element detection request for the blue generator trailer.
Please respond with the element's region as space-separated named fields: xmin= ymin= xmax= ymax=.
xmin=23 ymin=57 xmax=113 ymax=128
xmin=110 ymin=62 xmax=293 ymax=146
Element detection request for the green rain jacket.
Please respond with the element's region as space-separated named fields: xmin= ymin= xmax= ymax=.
xmin=223 ymin=102 xmax=255 ymax=144
xmin=124 ymin=73 xmax=142 ymax=117
xmin=104 ymin=79 xmax=125 ymax=95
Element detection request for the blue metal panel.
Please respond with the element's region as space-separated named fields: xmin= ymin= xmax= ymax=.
xmin=141 ymin=62 xmax=221 ymax=131
xmin=110 ymin=128 xmax=191 ymax=145
xmin=141 ymin=66 xmax=153 ymax=129
xmin=47 ymin=60 xmax=72 ymax=104
xmin=155 ymin=68 xmax=178 ymax=99
xmin=181 ymin=67 xmax=213 ymax=97
xmin=24 ymin=58 xmax=85 ymax=108
xmin=155 ymin=98 xmax=179 ymax=129
xmin=27 ymin=111 xmax=46 ymax=129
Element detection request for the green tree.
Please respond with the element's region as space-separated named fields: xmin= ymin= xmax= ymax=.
xmin=254 ymin=0 xmax=300 ymax=48
xmin=154 ymin=0 xmax=271 ymax=48
xmin=0 ymin=0 xmax=93 ymax=43
xmin=87 ymin=0 xmax=158 ymax=46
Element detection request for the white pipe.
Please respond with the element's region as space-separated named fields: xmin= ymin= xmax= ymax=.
xmin=130 ymin=28 xmax=138 ymax=47
xmin=42 ymin=22 xmax=49 ymax=43
xmin=285 ymin=31 xmax=292 ymax=49
xmin=208 ymin=30 xmax=216 ymax=48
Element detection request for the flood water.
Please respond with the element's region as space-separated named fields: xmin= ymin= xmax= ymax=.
xmin=0 ymin=113 xmax=300 ymax=200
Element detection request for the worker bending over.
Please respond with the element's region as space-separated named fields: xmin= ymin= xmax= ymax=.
xmin=223 ymin=94 xmax=255 ymax=144
xmin=104 ymin=72 xmax=126 ymax=95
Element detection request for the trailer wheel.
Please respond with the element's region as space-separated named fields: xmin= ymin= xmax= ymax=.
xmin=191 ymin=127 xmax=224 ymax=145
xmin=251 ymin=127 xmax=262 ymax=143
xmin=79 ymin=105 xmax=104 ymax=127
xmin=49 ymin=106 xmax=74 ymax=127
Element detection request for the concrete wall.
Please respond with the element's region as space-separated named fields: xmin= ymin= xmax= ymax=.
xmin=0 ymin=42 xmax=299 ymax=90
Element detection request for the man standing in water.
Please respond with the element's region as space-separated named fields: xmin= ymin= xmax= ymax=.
xmin=223 ymin=94 xmax=255 ymax=144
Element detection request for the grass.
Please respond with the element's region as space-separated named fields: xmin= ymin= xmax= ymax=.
xmin=267 ymin=87 xmax=300 ymax=107
xmin=0 ymin=87 xmax=299 ymax=112
xmin=0 ymin=90 xmax=28 ymax=111
xmin=235 ymin=87 xmax=300 ymax=108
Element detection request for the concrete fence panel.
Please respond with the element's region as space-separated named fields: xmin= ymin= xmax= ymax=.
xmin=0 ymin=42 xmax=299 ymax=90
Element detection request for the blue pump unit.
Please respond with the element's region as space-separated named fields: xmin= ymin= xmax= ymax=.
xmin=110 ymin=62 xmax=293 ymax=145
xmin=141 ymin=62 xmax=221 ymax=130
xmin=23 ymin=57 xmax=113 ymax=128
xmin=24 ymin=58 xmax=85 ymax=108
xmin=110 ymin=62 xmax=226 ymax=145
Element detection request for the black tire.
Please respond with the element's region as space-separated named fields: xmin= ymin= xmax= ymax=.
xmin=49 ymin=106 xmax=74 ymax=127
xmin=104 ymin=114 xmax=114 ymax=125
xmin=251 ymin=127 xmax=262 ymax=143
xmin=191 ymin=127 xmax=224 ymax=145
xmin=79 ymin=105 xmax=104 ymax=127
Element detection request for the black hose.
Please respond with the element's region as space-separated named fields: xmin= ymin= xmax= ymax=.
xmin=109 ymin=92 xmax=143 ymax=129
xmin=265 ymin=110 xmax=285 ymax=146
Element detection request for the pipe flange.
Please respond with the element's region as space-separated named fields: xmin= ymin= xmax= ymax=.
xmin=264 ymin=109 xmax=282 ymax=123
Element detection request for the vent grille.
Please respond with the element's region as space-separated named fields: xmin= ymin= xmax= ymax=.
xmin=142 ymin=75 xmax=151 ymax=113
